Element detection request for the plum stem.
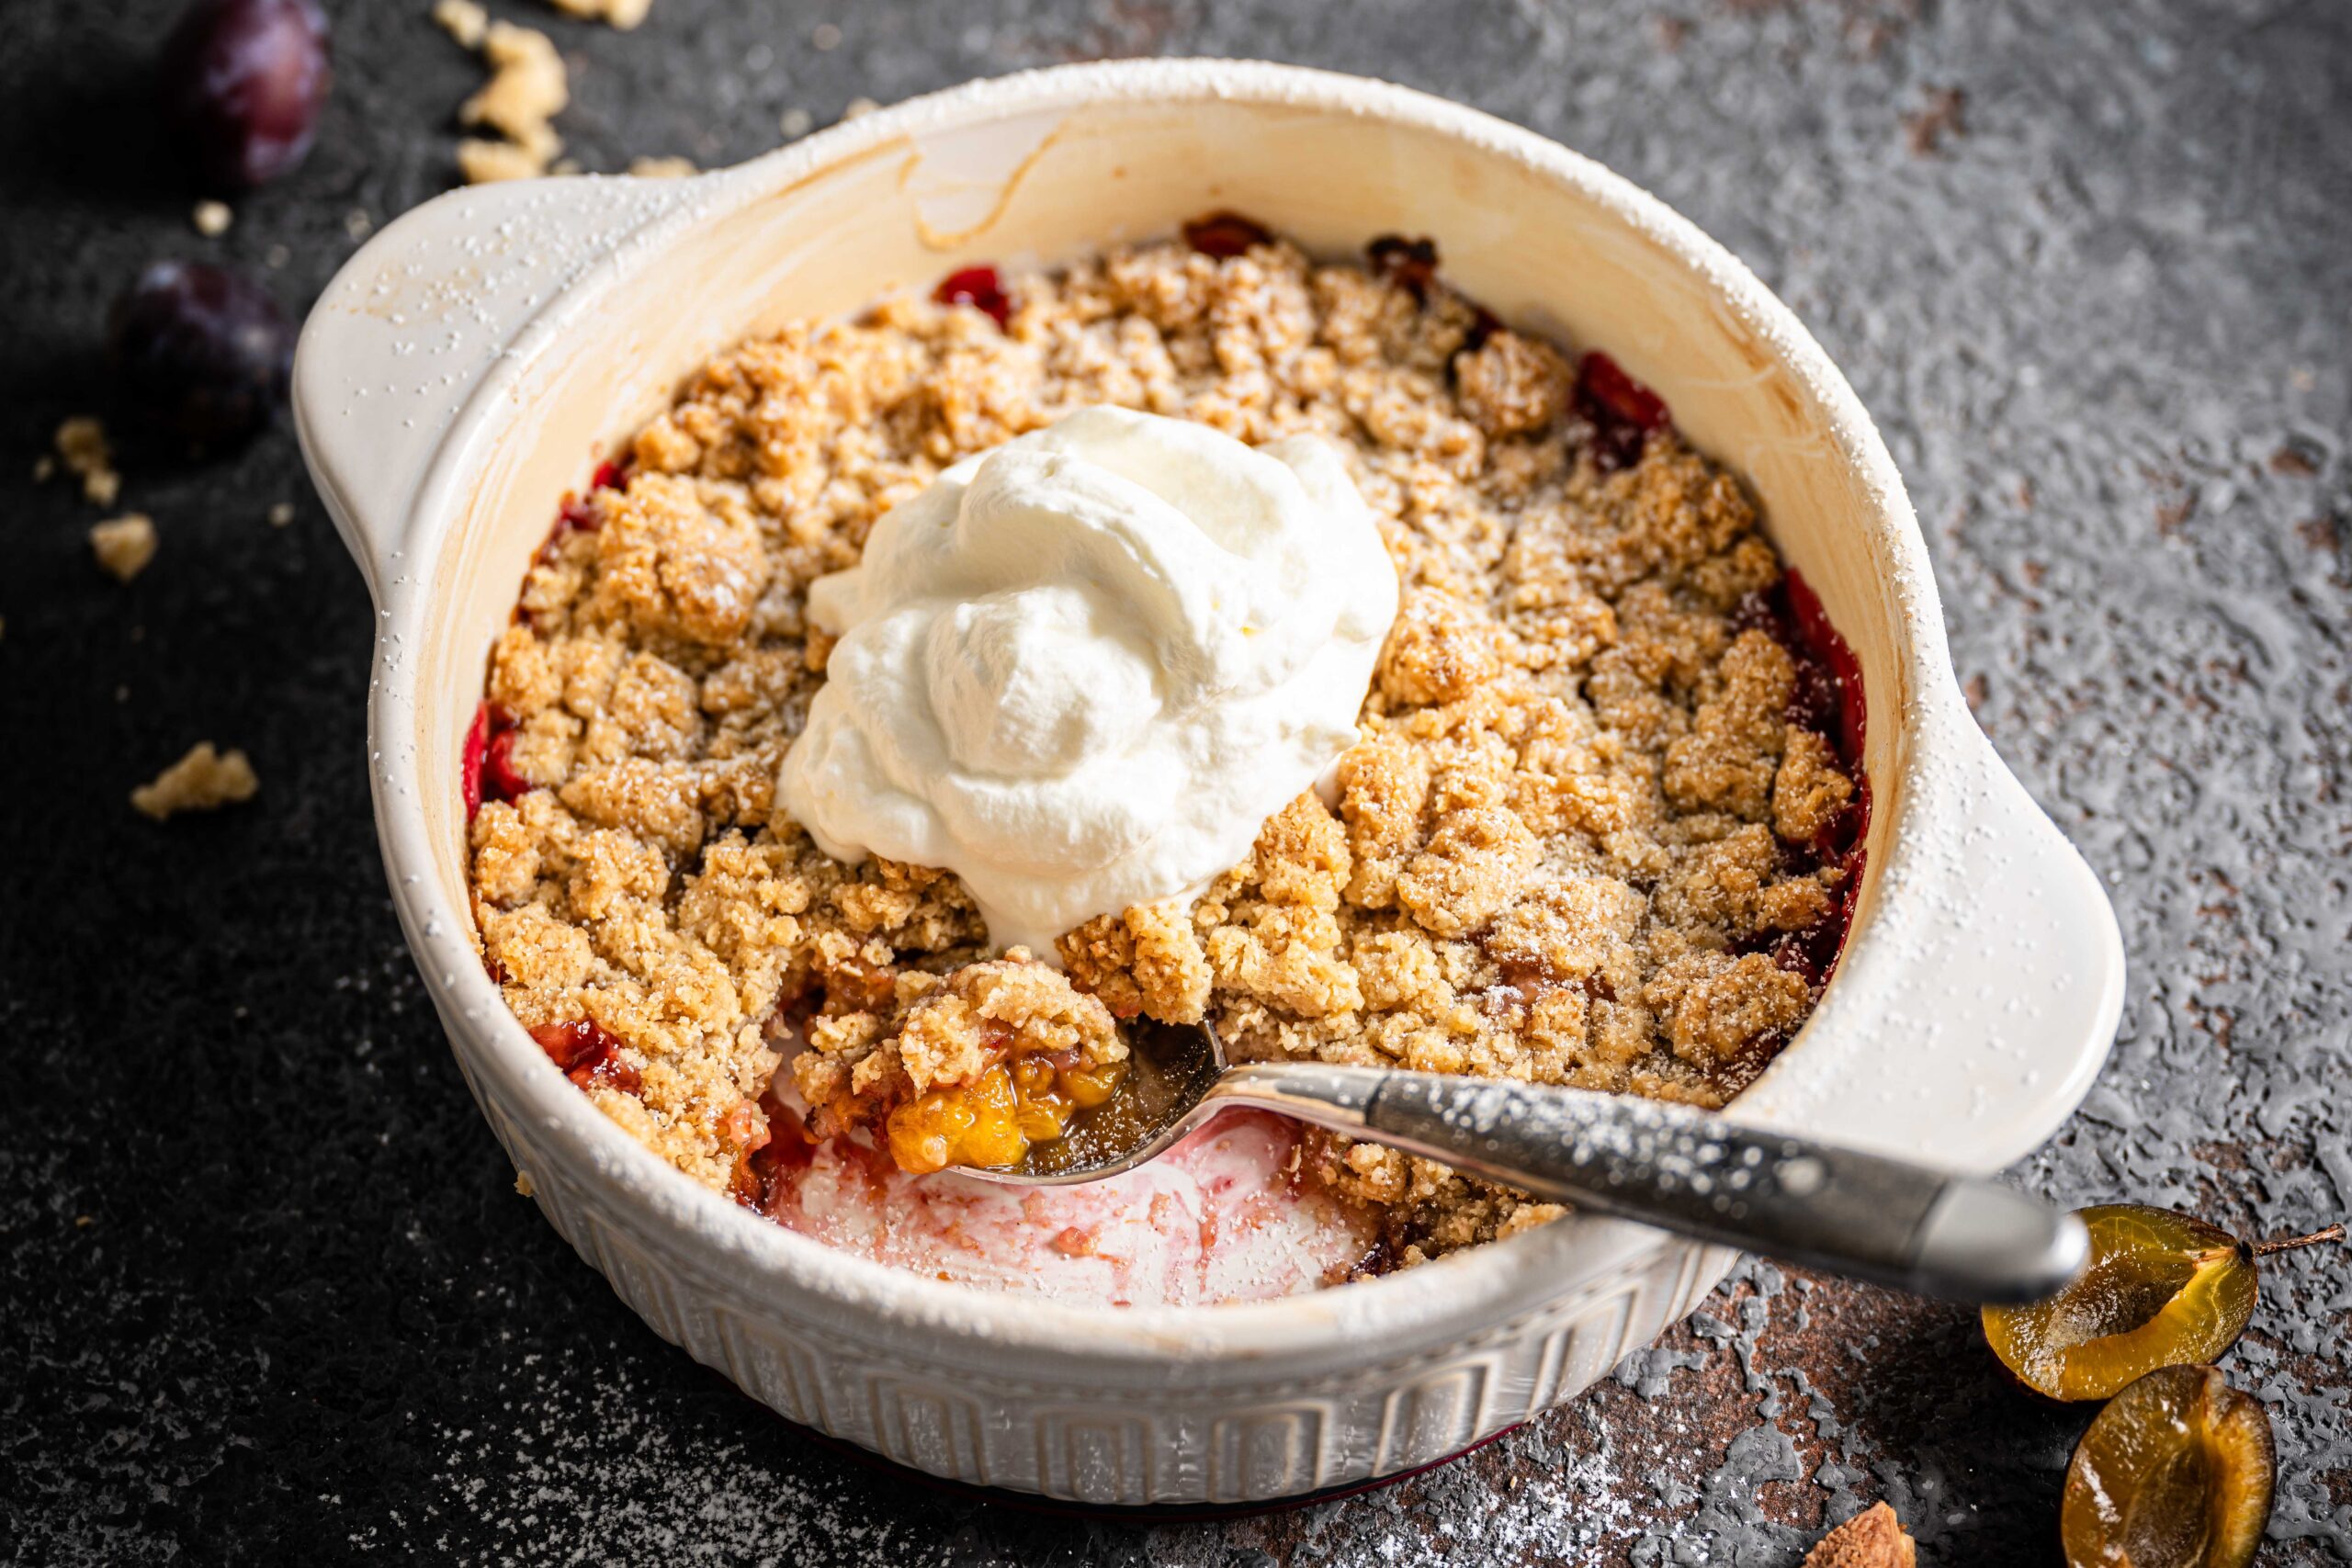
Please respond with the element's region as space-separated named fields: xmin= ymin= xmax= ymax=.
xmin=2249 ymin=1221 xmax=2345 ymax=1258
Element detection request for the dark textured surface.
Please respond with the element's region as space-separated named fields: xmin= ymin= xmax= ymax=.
xmin=4 ymin=1 xmax=2347 ymax=1562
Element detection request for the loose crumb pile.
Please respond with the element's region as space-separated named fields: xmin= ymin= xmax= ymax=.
xmin=467 ymin=232 xmax=1861 ymax=1267
xmin=133 ymin=743 xmax=259 ymax=820
xmin=442 ymin=12 xmax=569 ymax=184
xmin=90 ymin=514 xmax=158 ymax=581
xmin=434 ymin=3 xmax=686 ymax=183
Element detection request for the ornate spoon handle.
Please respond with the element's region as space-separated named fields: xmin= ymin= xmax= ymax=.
xmin=1213 ymin=1064 xmax=2084 ymax=1303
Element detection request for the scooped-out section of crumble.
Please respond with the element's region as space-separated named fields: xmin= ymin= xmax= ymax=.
xmin=464 ymin=221 xmax=1867 ymax=1289
xmin=749 ymin=1107 xmax=1382 ymax=1305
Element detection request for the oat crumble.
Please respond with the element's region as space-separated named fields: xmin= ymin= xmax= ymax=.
xmin=449 ymin=18 xmax=568 ymax=183
xmin=133 ymin=742 xmax=258 ymax=820
xmin=90 ymin=513 xmax=158 ymax=581
xmin=431 ymin=0 xmax=488 ymax=48
xmin=466 ymin=231 xmax=1865 ymax=1266
xmin=53 ymin=416 xmax=120 ymax=506
xmin=546 ymin=0 xmax=652 ymax=28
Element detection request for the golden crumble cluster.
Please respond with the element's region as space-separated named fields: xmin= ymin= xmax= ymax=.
xmin=466 ymin=229 xmax=1862 ymax=1266
xmin=133 ymin=742 xmax=259 ymax=821
xmin=871 ymin=955 xmax=1129 ymax=1176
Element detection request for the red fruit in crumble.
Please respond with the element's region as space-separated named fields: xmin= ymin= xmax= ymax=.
xmin=933 ymin=265 xmax=1012 ymax=328
xmin=1460 ymin=304 xmax=1502 ymax=355
xmin=1181 ymin=211 xmax=1272 ymax=258
xmin=1574 ymin=350 xmax=1670 ymax=470
xmin=536 ymin=461 xmax=622 ymax=560
xmin=528 ymin=1019 xmax=643 ymax=1096
xmin=1728 ymin=569 xmax=1871 ymax=990
xmin=729 ymin=1090 xmax=813 ymax=1212
xmin=1367 ymin=234 xmax=1441 ymax=300
xmin=461 ymin=702 xmax=490 ymax=819
xmin=1783 ymin=569 xmax=1867 ymax=772
xmin=481 ymin=727 xmax=531 ymax=804
xmin=464 ymin=703 xmax=536 ymax=817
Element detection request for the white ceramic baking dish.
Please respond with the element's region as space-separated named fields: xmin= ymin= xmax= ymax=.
xmin=293 ymin=60 xmax=2124 ymax=1506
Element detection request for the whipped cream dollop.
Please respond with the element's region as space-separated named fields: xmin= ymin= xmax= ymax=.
xmin=779 ymin=406 xmax=1398 ymax=956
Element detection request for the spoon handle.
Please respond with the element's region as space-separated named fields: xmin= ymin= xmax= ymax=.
xmin=1215 ymin=1064 xmax=2084 ymax=1302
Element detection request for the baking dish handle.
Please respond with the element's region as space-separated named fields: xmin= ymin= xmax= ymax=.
xmin=291 ymin=175 xmax=696 ymax=603
xmin=1733 ymin=707 xmax=2126 ymax=1173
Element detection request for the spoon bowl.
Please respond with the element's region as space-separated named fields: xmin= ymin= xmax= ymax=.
xmin=1012 ymin=1019 xmax=1228 ymax=1180
xmin=979 ymin=1021 xmax=2086 ymax=1305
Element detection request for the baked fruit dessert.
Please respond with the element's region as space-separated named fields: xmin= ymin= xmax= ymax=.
xmin=464 ymin=216 xmax=1866 ymax=1297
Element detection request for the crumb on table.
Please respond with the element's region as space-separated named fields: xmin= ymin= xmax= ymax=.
xmin=132 ymin=743 xmax=258 ymax=821
xmin=90 ymin=514 xmax=157 ymax=581
xmin=547 ymin=0 xmax=653 ymax=28
xmin=53 ymin=416 xmax=119 ymax=505
xmin=431 ymin=0 xmax=486 ymax=47
xmin=450 ymin=17 xmax=567 ymax=183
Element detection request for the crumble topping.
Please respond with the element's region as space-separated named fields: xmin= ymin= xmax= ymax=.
xmin=133 ymin=742 xmax=258 ymax=820
xmin=466 ymin=232 xmax=1864 ymax=1263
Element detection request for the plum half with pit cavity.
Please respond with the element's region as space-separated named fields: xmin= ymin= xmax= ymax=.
xmin=2061 ymin=1364 xmax=2274 ymax=1568
xmin=1982 ymin=1204 xmax=2341 ymax=1401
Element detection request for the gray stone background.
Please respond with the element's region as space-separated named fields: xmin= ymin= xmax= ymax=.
xmin=4 ymin=0 xmax=2346 ymax=1562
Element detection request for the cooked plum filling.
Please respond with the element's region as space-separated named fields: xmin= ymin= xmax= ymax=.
xmin=466 ymin=221 xmax=1865 ymax=1271
xmin=871 ymin=957 xmax=1131 ymax=1175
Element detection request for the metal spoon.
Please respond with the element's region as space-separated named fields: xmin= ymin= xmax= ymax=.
xmin=974 ymin=1021 xmax=2086 ymax=1303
